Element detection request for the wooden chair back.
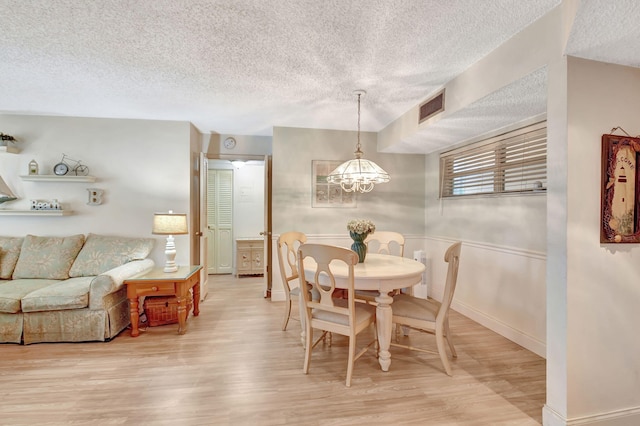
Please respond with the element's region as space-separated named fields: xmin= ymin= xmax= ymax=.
xmin=438 ymin=241 xmax=462 ymax=322
xmin=277 ymin=231 xmax=307 ymax=292
xmin=277 ymin=231 xmax=307 ymax=331
xmin=365 ymin=231 xmax=405 ymax=257
xmin=298 ymin=243 xmax=358 ymax=323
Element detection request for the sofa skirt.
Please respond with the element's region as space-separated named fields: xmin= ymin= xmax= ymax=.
xmin=23 ymin=309 xmax=108 ymax=344
xmin=22 ymin=287 xmax=131 ymax=345
xmin=106 ymin=291 xmax=131 ymax=338
xmin=0 ymin=312 xmax=23 ymax=344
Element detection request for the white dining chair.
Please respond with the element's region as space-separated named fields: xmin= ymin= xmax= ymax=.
xmin=297 ymin=243 xmax=377 ymax=387
xmin=365 ymin=231 xmax=405 ymax=257
xmin=390 ymin=241 xmax=462 ymax=376
xmin=276 ymin=231 xmax=307 ymax=331
xmin=354 ymin=231 xmax=406 ymax=304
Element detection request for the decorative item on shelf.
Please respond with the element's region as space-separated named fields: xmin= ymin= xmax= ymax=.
xmin=28 ymin=159 xmax=39 ymax=175
xmin=347 ymin=218 xmax=376 ymax=263
xmin=0 ymin=133 xmax=20 ymax=153
xmin=0 ymin=175 xmax=18 ymax=205
xmin=30 ymin=199 xmax=61 ymax=210
xmin=0 ymin=132 xmax=18 ymax=146
xmin=53 ymin=153 xmax=89 ymax=176
xmin=87 ymin=188 xmax=104 ymax=205
xmin=327 ymin=90 xmax=390 ymax=193
xmin=152 ymin=210 xmax=189 ymax=273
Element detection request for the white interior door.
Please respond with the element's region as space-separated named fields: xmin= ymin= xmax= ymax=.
xmin=207 ymin=169 xmax=234 ymax=274
xmin=198 ymin=153 xmax=209 ymax=300
xmin=263 ymin=155 xmax=272 ymax=298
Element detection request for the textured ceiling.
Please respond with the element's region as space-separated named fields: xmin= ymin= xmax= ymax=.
xmin=1 ymin=1 xmax=638 ymax=153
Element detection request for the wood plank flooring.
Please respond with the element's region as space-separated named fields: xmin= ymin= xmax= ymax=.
xmin=0 ymin=275 xmax=545 ymax=425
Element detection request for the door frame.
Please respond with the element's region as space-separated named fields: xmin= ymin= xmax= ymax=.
xmin=199 ymin=154 xmax=273 ymax=298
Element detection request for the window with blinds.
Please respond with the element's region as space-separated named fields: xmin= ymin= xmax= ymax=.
xmin=440 ymin=122 xmax=547 ymax=197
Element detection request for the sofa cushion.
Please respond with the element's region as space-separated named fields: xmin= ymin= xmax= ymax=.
xmin=69 ymin=234 xmax=154 ymax=277
xmin=21 ymin=277 xmax=93 ymax=312
xmin=0 ymin=279 xmax=60 ymax=313
xmin=0 ymin=237 xmax=23 ymax=279
xmin=13 ymin=234 xmax=85 ymax=280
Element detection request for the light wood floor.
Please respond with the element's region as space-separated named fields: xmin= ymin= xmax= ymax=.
xmin=0 ymin=275 xmax=545 ymax=425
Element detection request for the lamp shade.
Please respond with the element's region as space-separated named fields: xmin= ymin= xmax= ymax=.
xmin=326 ymin=89 xmax=390 ymax=193
xmin=152 ymin=212 xmax=188 ymax=235
xmin=327 ymin=157 xmax=390 ymax=193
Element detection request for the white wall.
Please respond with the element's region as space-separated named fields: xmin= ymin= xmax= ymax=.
xmin=423 ymin=140 xmax=547 ymax=356
xmin=233 ymin=162 xmax=265 ymax=239
xmin=0 ymin=114 xmax=193 ymax=268
xmin=270 ymin=126 xmax=426 ymax=300
xmin=205 ymin=133 xmax=272 ymax=157
xmin=560 ymin=57 xmax=640 ymax=423
xmin=413 ymin=8 xmax=556 ymax=357
xmin=272 ymin=126 xmax=426 ymax=235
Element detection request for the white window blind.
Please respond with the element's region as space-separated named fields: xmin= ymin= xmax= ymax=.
xmin=440 ymin=122 xmax=547 ymax=197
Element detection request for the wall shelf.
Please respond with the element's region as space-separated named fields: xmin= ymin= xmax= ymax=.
xmin=0 ymin=209 xmax=73 ymax=216
xmin=20 ymin=175 xmax=96 ymax=183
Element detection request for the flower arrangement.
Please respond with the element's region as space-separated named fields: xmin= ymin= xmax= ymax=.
xmin=347 ymin=219 xmax=375 ymax=235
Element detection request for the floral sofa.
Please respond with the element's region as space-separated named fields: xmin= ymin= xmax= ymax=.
xmin=0 ymin=233 xmax=154 ymax=344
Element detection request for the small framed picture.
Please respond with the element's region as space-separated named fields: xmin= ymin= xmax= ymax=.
xmin=312 ymin=160 xmax=356 ymax=208
xmin=600 ymin=133 xmax=640 ymax=243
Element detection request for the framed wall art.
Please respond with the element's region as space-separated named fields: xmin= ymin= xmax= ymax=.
xmin=600 ymin=133 xmax=640 ymax=243
xmin=311 ymin=160 xmax=356 ymax=208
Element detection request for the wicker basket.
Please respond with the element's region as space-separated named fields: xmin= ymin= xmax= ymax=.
xmin=143 ymin=293 xmax=193 ymax=327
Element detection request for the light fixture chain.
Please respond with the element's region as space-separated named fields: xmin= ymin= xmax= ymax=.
xmin=356 ymin=93 xmax=361 ymax=152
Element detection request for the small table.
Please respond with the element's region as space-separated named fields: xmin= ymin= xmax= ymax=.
xmin=125 ymin=265 xmax=202 ymax=337
xmin=302 ymin=253 xmax=425 ymax=371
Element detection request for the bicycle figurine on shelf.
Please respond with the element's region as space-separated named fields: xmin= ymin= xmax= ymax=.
xmin=53 ymin=154 xmax=89 ymax=176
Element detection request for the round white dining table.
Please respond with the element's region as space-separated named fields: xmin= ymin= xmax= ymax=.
xmin=301 ymin=253 xmax=425 ymax=371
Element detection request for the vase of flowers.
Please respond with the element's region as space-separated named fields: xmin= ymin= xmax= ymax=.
xmin=347 ymin=219 xmax=375 ymax=263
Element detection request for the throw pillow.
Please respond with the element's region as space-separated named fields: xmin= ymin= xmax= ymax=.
xmin=0 ymin=237 xmax=24 ymax=279
xmin=13 ymin=234 xmax=85 ymax=280
xmin=69 ymin=233 xmax=154 ymax=277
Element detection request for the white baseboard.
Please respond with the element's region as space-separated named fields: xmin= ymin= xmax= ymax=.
xmin=452 ymin=299 xmax=546 ymax=358
xmin=544 ymin=404 xmax=640 ymax=426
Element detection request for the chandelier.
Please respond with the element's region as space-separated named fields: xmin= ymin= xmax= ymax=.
xmin=327 ymin=90 xmax=390 ymax=193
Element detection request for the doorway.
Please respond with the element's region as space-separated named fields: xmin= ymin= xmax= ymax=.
xmin=201 ymin=156 xmax=271 ymax=297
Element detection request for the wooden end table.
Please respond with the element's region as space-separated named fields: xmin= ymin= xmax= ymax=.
xmin=125 ymin=265 xmax=202 ymax=337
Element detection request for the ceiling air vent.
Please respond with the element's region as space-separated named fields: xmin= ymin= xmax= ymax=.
xmin=419 ymin=89 xmax=445 ymax=123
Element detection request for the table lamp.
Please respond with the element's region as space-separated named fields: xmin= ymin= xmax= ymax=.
xmin=152 ymin=210 xmax=188 ymax=273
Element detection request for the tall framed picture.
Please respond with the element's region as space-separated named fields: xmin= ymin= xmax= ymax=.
xmin=312 ymin=160 xmax=356 ymax=208
xmin=600 ymin=133 xmax=640 ymax=243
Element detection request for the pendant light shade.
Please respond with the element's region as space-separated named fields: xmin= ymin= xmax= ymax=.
xmin=327 ymin=90 xmax=390 ymax=193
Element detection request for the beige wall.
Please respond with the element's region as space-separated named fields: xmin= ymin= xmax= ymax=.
xmin=0 ymin=114 xmax=193 ymax=268
xmin=270 ymin=126 xmax=426 ymax=301
xmin=415 ymin=8 xmax=559 ymax=361
xmin=272 ymin=126 xmax=426 ymax=236
xmin=563 ymin=57 xmax=640 ymax=420
xmin=423 ymin=132 xmax=547 ymax=357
